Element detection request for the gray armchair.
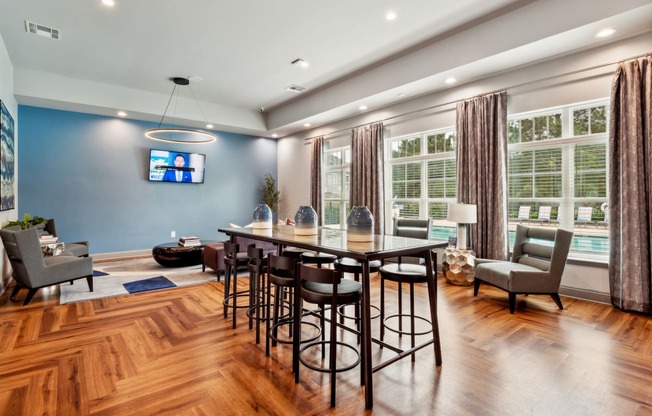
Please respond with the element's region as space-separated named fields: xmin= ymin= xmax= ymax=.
xmin=43 ymin=218 xmax=89 ymax=257
xmin=474 ymin=224 xmax=573 ymax=314
xmin=0 ymin=227 xmax=93 ymax=305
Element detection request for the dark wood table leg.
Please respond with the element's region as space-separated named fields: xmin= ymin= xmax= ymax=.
xmin=361 ymin=260 xmax=373 ymax=408
xmin=425 ymin=250 xmax=442 ymax=365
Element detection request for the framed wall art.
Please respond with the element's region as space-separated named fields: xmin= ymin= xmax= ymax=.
xmin=0 ymin=99 xmax=15 ymax=211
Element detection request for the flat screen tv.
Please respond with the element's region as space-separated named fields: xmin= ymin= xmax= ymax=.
xmin=148 ymin=149 xmax=206 ymax=184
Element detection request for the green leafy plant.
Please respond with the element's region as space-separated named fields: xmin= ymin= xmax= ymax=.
xmin=259 ymin=173 xmax=280 ymax=211
xmin=4 ymin=213 xmax=48 ymax=230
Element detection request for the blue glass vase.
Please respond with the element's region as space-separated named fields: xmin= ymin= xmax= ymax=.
xmin=294 ymin=205 xmax=318 ymax=235
xmin=346 ymin=206 xmax=374 ymax=242
xmin=252 ymin=204 xmax=272 ymax=229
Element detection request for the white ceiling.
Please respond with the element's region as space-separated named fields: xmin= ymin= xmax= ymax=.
xmin=1 ymin=0 xmax=651 ymax=138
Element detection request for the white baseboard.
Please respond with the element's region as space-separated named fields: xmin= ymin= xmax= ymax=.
xmin=91 ymin=249 xmax=152 ymax=261
xmin=559 ymin=285 xmax=611 ymax=305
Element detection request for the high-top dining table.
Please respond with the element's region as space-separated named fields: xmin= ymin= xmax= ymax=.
xmin=218 ymin=225 xmax=447 ymax=409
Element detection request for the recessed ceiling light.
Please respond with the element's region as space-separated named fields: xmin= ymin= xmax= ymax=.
xmin=386 ymin=11 xmax=397 ymax=20
xmin=304 ymin=123 xmax=311 ymax=127
xmin=595 ymin=28 xmax=616 ymax=38
xmin=206 ymin=123 xmax=214 ymax=129
xmin=445 ymin=77 xmax=456 ymax=85
xmin=291 ymin=58 xmax=309 ymax=68
xmin=117 ymin=111 xmax=127 ymax=117
xmin=272 ymin=133 xmax=278 ymax=138
xmin=359 ymin=105 xmax=368 ymax=110
xmin=101 ymin=0 xmax=115 ymax=7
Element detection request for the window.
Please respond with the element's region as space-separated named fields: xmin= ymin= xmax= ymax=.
xmin=507 ymin=101 xmax=609 ymax=255
xmin=386 ymin=128 xmax=457 ymax=239
xmin=323 ymin=147 xmax=350 ymax=228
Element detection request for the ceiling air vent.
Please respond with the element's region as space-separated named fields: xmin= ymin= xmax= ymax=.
xmin=25 ymin=20 xmax=60 ymax=40
xmin=286 ymin=84 xmax=306 ymax=93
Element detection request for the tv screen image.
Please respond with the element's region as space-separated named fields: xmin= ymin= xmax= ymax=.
xmin=148 ymin=149 xmax=206 ymax=184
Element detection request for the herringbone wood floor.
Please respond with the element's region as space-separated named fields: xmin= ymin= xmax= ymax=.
xmin=0 ymin=262 xmax=650 ymax=416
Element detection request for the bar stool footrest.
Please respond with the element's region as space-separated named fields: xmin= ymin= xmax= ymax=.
xmin=383 ymin=313 xmax=432 ymax=336
xmin=269 ymin=320 xmax=321 ymax=345
xmin=299 ymin=340 xmax=361 ymax=373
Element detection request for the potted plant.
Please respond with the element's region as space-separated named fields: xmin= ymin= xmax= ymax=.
xmin=259 ymin=174 xmax=280 ymax=222
xmin=4 ymin=213 xmax=48 ymax=230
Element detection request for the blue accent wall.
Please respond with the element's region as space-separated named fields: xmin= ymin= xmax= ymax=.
xmin=17 ymin=106 xmax=277 ymax=253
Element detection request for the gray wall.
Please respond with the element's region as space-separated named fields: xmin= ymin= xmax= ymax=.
xmin=17 ymin=106 xmax=277 ymax=253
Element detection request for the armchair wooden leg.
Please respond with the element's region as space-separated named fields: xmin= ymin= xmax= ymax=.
xmin=86 ymin=275 xmax=94 ymax=292
xmin=23 ymin=289 xmax=38 ymax=306
xmin=473 ymin=278 xmax=481 ymax=296
xmin=10 ymin=286 xmax=20 ymax=300
xmin=508 ymin=292 xmax=516 ymax=314
xmin=550 ymin=293 xmax=564 ymax=310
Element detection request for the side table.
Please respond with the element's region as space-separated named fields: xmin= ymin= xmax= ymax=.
xmin=441 ymin=247 xmax=475 ymax=286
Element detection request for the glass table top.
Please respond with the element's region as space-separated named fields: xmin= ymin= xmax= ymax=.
xmin=218 ymin=225 xmax=447 ymax=257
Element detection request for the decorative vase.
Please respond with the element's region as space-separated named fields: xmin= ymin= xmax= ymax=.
xmin=346 ymin=206 xmax=374 ymax=242
xmin=252 ymin=204 xmax=272 ymax=229
xmin=294 ymin=205 xmax=318 ymax=235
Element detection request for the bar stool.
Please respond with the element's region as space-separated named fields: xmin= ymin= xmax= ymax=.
xmin=295 ymin=264 xmax=362 ymax=407
xmin=334 ymin=258 xmax=382 ymax=331
xmin=265 ymin=254 xmax=320 ymax=356
xmin=223 ymin=242 xmax=250 ymax=329
xmin=301 ymin=251 xmax=337 ymax=269
xmin=246 ymin=245 xmax=267 ymax=344
xmin=379 ymin=257 xmax=437 ymax=362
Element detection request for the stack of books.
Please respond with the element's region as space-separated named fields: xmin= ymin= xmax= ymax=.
xmin=178 ymin=236 xmax=201 ymax=247
xmin=39 ymin=234 xmax=58 ymax=245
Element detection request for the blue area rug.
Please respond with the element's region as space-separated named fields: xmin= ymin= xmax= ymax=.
xmin=123 ymin=276 xmax=177 ymax=294
xmin=93 ymin=270 xmax=109 ymax=277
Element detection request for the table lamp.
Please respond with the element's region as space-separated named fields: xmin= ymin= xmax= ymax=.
xmin=447 ymin=203 xmax=477 ymax=249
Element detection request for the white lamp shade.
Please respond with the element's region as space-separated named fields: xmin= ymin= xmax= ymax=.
xmin=447 ymin=204 xmax=477 ymax=224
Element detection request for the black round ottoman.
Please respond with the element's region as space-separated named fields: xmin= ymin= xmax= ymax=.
xmin=152 ymin=242 xmax=212 ymax=267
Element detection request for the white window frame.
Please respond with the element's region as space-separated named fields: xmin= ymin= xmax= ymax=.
xmin=507 ymin=98 xmax=609 ymax=256
xmin=385 ymin=128 xmax=457 ymax=236
xmin=322 ymin=146 xmax=350 ymax=228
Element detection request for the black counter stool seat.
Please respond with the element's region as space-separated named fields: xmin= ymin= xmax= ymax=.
xmin=266 ymin=254 xmax=320 ymax=357
xmin=282 ymin=246 xmax=309 ymax=260
xmin=295 ymin=264 xmax=362 ymax=408
xmin=246 ymin=245 xmax=268 ymax=344
xmin=379 ymin=262 xmax=436 ymax=362
xmin=223 ymin=242 xmax=251 ymax=329
xmin=301 ymin=251 xmax=338 ymax=269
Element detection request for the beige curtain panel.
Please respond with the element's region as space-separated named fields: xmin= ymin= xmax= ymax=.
xmin=350 ymin=121 xmax=384 ymax=235
xmin=310 ymin=137 xmax=324 ymax=226
xmin=455 ymin=91 xmax=509 ymax=260
xmin=608 ymin=54 xmax=652 ymax=314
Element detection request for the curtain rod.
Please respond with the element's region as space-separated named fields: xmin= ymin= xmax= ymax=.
xmin=305 ymin=51 xmax=651 ymax=142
